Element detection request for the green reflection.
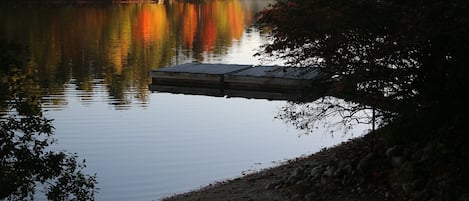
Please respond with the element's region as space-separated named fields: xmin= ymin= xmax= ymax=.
xmin=0 ymin=0 xmax=271 ymax=109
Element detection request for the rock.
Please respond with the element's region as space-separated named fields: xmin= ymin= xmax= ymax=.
xmin=295 ymin=179 xmax=305 ymax=186
xmin=274 ymin=184 xmax=283 ymax=190
xmin=413 ymin=190 xmax=428 ymax=201
xmin=265 ymin=182 xmax=276 ymax=190
xmin=391 ymin=156 xmax=403 ymax=167
xmin=386 ymin=145 xmax=401 ymax=157
xmin=304 ymin=192 xmax=316 ymax=201
xmin=286 ymin=175 xmax=298 ymax=184
xmin=320 ymin=175 xmax=329 ymax=185
xmin=308 ymin=161 xmax=320 ymax=167
xmin=342 ymin=163 xmax=353 ymax=174
xmin=401 ymin=182 xmax=414 ymax=194
xmin=292 ymin=167 xmax=303 ymax=177
xmin=310 ymin=166 xmax=323 ymax=178
xmin=290 ymin=194 xmax=302 ymax=200
xmin=357 ymin=153 xmax=374 ymax=172
xmin=337 ymin=160 xmax=349 ymax=170
xmin=323 ymin=166 xmax=336 ymax=178
xmin=335 ymin=160 xmax=352 ymax=176
xmin=279 ymin=177 xmax=287 ymax=183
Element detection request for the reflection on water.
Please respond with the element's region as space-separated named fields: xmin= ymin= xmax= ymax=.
xmin=46 ymin=89 xmax=369 ymax=201
xmin=0 ymin=42 xmax=97 ymax=200
xmin=0 ymin=0 xmax=272 ymax=109
xmin=1 ymin=1 xmax=371 ymax=201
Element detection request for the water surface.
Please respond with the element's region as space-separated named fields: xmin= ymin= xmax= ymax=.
xmin=47 ymin=86 xmax=366 ymax=200
xmin=0 ymin=1 xmax=370 ymax=200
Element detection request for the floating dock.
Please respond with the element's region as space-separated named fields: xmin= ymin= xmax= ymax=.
xmin=149 ymin=63 xmax=324 ymax=101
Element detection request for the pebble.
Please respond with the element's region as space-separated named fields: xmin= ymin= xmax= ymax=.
xmin=391 ymin=156 xmax=403 ymax=167
xmin=310 ymin=166 xmax=323 ymax=178
xmin=265 ymin=182 xmax=276 ymax=190
xmin=401 ymin=183 xmax=414 ymax=194
xmin=305 ymin=192 xmax=316 ymax=201
xmin=323 ymin=166 xmax=335 ymax=177
xmin=295 ymin=180 xmax=305 ymax=186
xmin=286 ymin=175 xmax=298 ymax=184
xmin=292 ymin=167 xmax=303 ymax=177
xmin=386 ymin=145 xmax=401 ymax=157
xmin=308 ymin=161 xmax=320 ymax=167
xmin=274 ymin=184 xmax=283 ymax=190
xmin=357 ymin=153 xmax=374 ymax=172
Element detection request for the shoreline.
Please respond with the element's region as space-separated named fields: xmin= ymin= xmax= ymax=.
xmin=162 ymin=135 xmax=386 ymax=201
xmin=162 ymin=151 xmax=312 ymax=201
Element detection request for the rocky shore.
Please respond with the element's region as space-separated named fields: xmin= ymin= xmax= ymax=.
xmin=162 ymin=134 xmax=391 ymax=201
xmin=163 ymin=124 xmax=469 ymax=201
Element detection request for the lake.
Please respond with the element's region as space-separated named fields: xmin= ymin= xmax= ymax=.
xmin=0 ymin=1 xmax=370 ymax=200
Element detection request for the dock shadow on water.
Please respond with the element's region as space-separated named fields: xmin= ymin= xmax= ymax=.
xmin=0 ymin=42 xmax=98 ymax=200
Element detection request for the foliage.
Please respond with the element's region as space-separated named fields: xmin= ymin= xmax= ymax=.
xmin=257 ymin=0 xmax=469 ymax=200
xmin=257 ymin=0 xmax=469 ymax=121
xmin=1 ymin=41 xmax=97 ymax=200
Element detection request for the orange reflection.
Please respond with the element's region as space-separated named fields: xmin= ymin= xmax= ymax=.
xmin=182 ymin=3 xmax=197 ymax=48
xmin=226 ymin=1 xmax=245 ymax=40
xmin=196 ymin=0 xmax=248 ymax=52
xmin=201 ymin=4 xmax=217 ymax=51
xmin=134 ymin=5 xmax=168 ymax=47
xmin=140 ymin=9 xmax=151 ymax=43
xmin=0 ymin=0 xmax=270 ymax=107
xmin=107 ymin=6 xmax=132 ymax=74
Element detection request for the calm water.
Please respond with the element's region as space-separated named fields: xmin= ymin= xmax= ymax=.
xmin=1 ymin=1 xmax=370 ymax=200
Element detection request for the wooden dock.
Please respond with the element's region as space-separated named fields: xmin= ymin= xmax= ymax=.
xmin=149 ymin=63 xmax=324 ymax=101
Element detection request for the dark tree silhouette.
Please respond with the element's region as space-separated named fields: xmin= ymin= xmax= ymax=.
xmin=1 ymin=42 xmax=97 ymax=200
xmin=257 ymin=0 xmax=469 ymax=136
xmin=257 ymin=1 xmax=469 ymax=200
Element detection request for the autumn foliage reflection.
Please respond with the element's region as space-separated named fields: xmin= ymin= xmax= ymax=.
xmin=180 ymin=3 xmax=197 ymax=48
xmin=0 ymin=0 xmax=266 ymax=108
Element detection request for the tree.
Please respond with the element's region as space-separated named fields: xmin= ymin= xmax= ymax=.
xmin=256 ymin=1 xmax=469 ymax=200
xmin=1 ymin=42 xmax=97 ymax=200
xmin=257 ymin=0 xmax=469 ymax=137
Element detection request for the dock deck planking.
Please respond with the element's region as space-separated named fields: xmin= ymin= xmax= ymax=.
xmin=149 ymin=63 xmax=324 ymax=100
